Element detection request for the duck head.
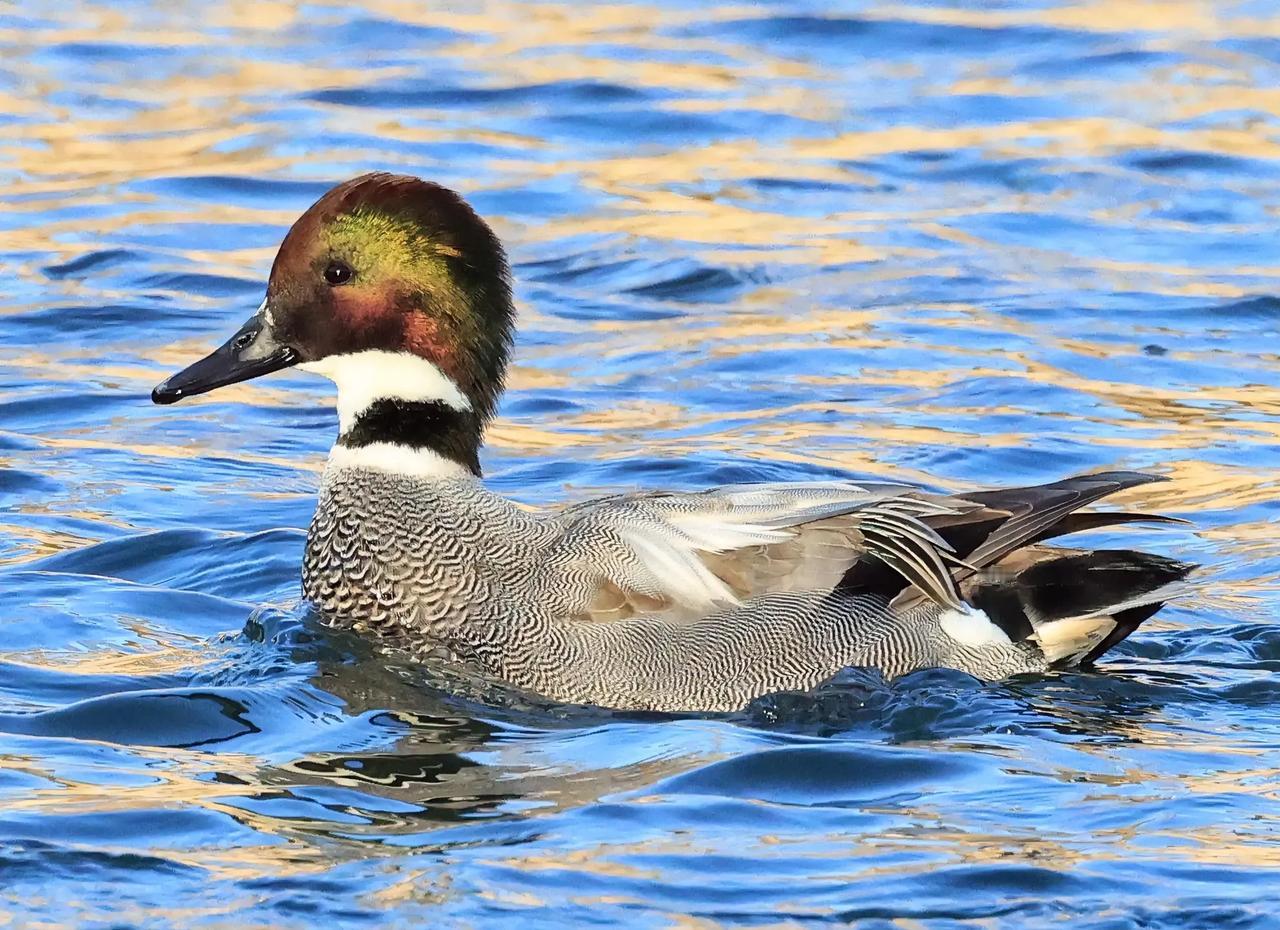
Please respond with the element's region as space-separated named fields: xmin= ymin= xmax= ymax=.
xmin=153 ymin=173 xmax=513 ymax=476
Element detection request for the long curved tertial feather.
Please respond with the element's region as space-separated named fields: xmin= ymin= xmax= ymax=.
xmin=855 ymin=507 xmax=964 ymax=610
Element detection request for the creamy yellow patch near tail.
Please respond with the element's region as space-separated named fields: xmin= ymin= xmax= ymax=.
xmin=1030 ymin=616 xmax=1117 ymax=665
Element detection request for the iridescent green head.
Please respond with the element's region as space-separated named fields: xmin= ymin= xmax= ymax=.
xmin=268 ymin=172 xmax=512 ymax=421
xmin=153 ymin=173 xmax=514 ymax=427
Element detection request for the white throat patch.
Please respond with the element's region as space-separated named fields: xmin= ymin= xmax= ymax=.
xmin=299 ymin=350 xmax=471 ymax=432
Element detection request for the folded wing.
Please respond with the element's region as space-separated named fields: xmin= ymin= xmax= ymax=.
xmin=544 ymin=481 xmax=972 ymax=623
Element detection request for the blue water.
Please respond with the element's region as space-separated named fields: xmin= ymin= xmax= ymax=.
xmin=3 ymin=1 xmax=1280 ymax=926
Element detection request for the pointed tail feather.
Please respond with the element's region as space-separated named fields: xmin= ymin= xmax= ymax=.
xmin=960 ymin=472 xmax=1168 ymax=574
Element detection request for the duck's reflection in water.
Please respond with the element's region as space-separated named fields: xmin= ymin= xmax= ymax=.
xmin=231 ymin=623 xmax=719 ymax=842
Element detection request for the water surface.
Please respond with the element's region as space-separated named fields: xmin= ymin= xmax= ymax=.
xmin=3 ymin=1 xmax=1280 ymax=926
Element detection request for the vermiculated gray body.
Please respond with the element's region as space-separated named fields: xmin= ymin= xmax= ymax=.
xmin=303 ymin=465 xmax=1050 ymax=712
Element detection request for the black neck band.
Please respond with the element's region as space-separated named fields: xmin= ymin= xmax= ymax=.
xmin=338 ymin=399 xmax=482 ymax=476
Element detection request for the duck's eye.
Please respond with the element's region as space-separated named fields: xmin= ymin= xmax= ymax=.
xmin=324 ymin=260 xmax=353 ymax=286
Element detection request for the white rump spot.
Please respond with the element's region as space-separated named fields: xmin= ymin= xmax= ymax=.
xmin=939 ymin=604 xmax=1011 ymax=647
